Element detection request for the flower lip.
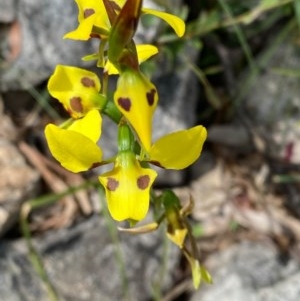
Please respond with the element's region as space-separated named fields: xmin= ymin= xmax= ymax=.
xmin=99 ymin=151 xmax=157 ymax=222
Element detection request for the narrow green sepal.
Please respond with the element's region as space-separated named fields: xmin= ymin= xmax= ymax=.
xmin=81 ymin=53 xmax=99 ymax=61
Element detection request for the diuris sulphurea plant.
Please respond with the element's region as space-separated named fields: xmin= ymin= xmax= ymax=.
xmin=45 ymin=0 xmax=211 ymax=288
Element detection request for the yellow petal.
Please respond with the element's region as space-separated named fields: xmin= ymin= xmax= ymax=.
xmin=104 ymin=44 xmax=158 ymax=75
xmin=166 ymin=228 xmax=188 ymax=248
xmin=114 ymin=70 xmax=158 ymax=151
xmin=104 ymin=61 xmax=119 ymax=75
xmin=99 ymin=153 xmax=157 ymax=221
xmin=201 ymin=266 xmax=213 ymax=284
xmin=136 ymin=44 xmax=159 ymax=63
xmin=64 ymin=16 xmax=96 ymax=40
xmin=142 ymin=8 xmax=185 ymax=37
xmin=45 ymin=124 xmax=102 ymax=172
xmin=191 ymin=259 xmax=202 ymax=289
xmin=150 ymin=126 xmax=207 ymax=169
xmin=68 ymin=109 xmax=102 ymax=143
xmin=48 ymin=65 xmax=101 ymax=118
xmin=113 ymin=0 xmax=126 ymax=7
xmin=64 ymin=0 xmax=109 ymax=40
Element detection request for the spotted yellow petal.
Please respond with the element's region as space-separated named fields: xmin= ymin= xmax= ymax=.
xmin=45 ymin=124 xmax=102 ymax=173
xmin=64 ymin=0 xmax=109 ymax=40
xmin=48 ymin=65 xmax=102 ymax=118
xmin=99 ymin=152 xmax=157 ymax=221
xmin=114 ymin=70 xmax=158 ymax=151
xmin=150 ymin=126 xmax=207 ymax=169
xmin=142 ymin=8 xmax=185 ymax=37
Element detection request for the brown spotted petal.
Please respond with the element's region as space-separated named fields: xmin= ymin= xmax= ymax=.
xmin=99 ymin=151 xmax=157 ymax=221
xmin=64 ymin=0 xmax=110 ymax=40
xmin=48 ymin=65 xmax=103 ymax=119
xmin=114 ymin=69 xmax=158 ymax=151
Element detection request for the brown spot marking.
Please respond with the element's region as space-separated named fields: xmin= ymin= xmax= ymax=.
xmin=84 ymin=8 xmax=95 ymax=18
xmin=107 ymin=178 xmax=119 ymax=191
xmin=81 ymin=77 xmax=96 ymax=88
xmin=146 ymin=89 xmax=156 ymax=106
xmin=118 ymin=97 xmax=131 ymax=112
xmin=70 ymin=97 xmax=83 ymax=113
xmin=137 ymin=175 xmax=150 ymax=190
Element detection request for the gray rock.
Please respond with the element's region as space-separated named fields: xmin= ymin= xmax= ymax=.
xmin=259 ymin=272 xmax=300 ymax=301
xmin=207 ymin=123 xmax=253 ymax=153
xmin=0 ymin=215 xmax=180 ymax=301
xmin=190 ymin=241 xmax=300 ymax=301
xmin=0 ymin=0 xmax=17 ymax=22
xmin=0 ymin=242 xmax=47 ymax=301
xmin=242 ymin=38 xmax=300 ymax=163
xmin=0 ymin=0 xmax=97 ymax=91
xmin=208 ymin=36 xmax=300 ymax=163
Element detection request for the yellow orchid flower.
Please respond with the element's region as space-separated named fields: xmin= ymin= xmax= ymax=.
xmin=64 ymin=0 xmax=185 ymax=41
xmin=114 ymin=69 xmax=158 ymax=152
xmin=48 ymin=65 xmax=105 ymax=119
xmin=149 ymin=125 xmax=207 ymax=169
xmin=99 ymin=151 xmax=157 ymax=222
xmin=45 ymin=110 xmax=103 ymax=173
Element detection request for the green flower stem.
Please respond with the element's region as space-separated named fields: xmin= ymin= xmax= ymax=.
xmin=93 ymin=92 xmax=122 ymax=124
xmin=103 ymin=99 xmax=123 ymax=123
xmin=118 ymin=123 xmax=135 ymax=152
